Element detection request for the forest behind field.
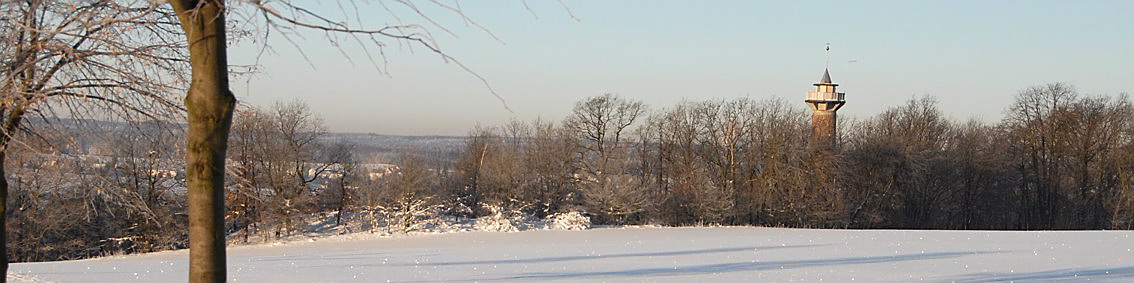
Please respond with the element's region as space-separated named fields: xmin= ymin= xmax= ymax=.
xmin=6 ymin=83 xmax=1132 ymax=262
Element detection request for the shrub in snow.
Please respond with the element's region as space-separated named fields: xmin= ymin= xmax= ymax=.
xmin=476 ymin=204 xmax=523 ymax=232
xmin=547 ymin=211 xmax=591 ymax=230
xmin=367 ymin=194 xmax=442 ymax=234
xmin=476 ymin=214 xmax=519 ymax=232
xmin=579 ymin=174 xmax=650 ymax=224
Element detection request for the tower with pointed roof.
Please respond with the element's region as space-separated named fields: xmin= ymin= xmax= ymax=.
xmin=805 ymin=68 xmax=845 ymax=148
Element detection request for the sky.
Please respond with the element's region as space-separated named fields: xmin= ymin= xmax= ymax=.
xmin=229 ymin=0 xmax=1134 ymax=136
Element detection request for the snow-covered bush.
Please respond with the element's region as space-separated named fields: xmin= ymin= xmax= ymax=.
xmin=579 ymin=174 xmax=651 ymax=224
xmin=369 ymin=194 xmax=442 ymax=234
xmin=476 ymin=204 xmax=524 ymax=232
xmin=547 ymin=211 xmax=591 ymax=230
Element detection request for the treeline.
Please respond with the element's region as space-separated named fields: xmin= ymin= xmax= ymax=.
xmin=447 ymin=83 xmax=1133 ymax=230
xmin=5 ymin=83 xmax=1131 ymax=262
xmin=6 ymin=122 xmax=188 ymax=261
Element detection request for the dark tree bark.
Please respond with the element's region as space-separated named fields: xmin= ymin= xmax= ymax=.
xmin=170 ymin=1 xmax=235 ymax=282
xmin=1 ymin=151 xmax=8 ymax=281
xmin=1 ymin=64 xmax=30 ymax=283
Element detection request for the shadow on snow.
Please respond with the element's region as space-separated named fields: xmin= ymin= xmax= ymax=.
xmin=409 ymin=244 xmax=827 ymax=267
xmin=486 ymin=250 xmax=1005 ymax=281
xmin=949 ymin=265 xmax=1134 ymax=282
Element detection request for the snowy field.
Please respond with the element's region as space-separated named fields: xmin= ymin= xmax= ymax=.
xmin=9 ymin=227 xmax=1134 ymax=282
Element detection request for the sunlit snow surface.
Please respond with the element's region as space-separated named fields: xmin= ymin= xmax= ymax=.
xmin=9 ymin=227 xmax=1134 ymax=282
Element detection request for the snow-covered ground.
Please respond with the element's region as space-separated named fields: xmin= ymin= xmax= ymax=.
xmin=9 ymin=227 xmax=1134 ymax=282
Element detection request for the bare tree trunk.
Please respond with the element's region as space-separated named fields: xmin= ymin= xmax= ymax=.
xmin=171 ymin=1 xmax=235 ymax=282
xmin=1 ymin=152 xmax=8 ymax=282
xmin=1 ymin=1 xmax=34 ymax=277
xmin=0 ymin=98 xmax=27 ymax=283
xmin=337 ymin=176 xmax=347 ymax=226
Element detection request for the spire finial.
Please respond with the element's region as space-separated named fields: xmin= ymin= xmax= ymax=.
xmin=825 ymin=43 xmax=831 ymax=70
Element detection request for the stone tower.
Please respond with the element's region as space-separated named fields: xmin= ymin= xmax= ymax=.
xmin=805 ymin=68 xmax=845 ymax=148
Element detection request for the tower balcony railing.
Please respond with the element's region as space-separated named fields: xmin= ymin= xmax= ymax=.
xmin=806 ymin=91 xmax=845 ymax=102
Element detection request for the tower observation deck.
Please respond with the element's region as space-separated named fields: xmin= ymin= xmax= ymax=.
xmin=805 ymin=68 xmax=845 ymax=148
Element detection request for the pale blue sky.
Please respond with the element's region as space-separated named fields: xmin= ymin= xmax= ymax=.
xmin=230 ymin=0 xmax=1133 ymax=135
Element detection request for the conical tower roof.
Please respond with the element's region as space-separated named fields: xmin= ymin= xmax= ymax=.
xmin=814 ymin=68 xmax=837 ymax=86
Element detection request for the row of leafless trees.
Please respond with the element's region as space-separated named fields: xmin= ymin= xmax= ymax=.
xmin=446 ymin=84 xmax=1132 ymax=230
xmin=6 ymin=121 xmax=187 ymax=262
xmin=841 ymin=84 xmax=1132 ymax=230
xmin=227 ymin=101 xmax=347 ymax=241
xmin=0 ymin=0 xmax=525 ymax=280
xmin=4 ymin=100 xmax=427 ymax=262
xmin=5 ymin=83 xmax=1130 ymax=263
xmin=227 ymin=100 xmax=463 ymax=240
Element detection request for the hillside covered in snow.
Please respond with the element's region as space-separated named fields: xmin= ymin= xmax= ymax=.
xmin=9 ymin=227 xmax=1134 ymax=282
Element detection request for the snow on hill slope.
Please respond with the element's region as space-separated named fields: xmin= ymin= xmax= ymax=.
xmin=9 ymin=227 xmax=1134 ymax=282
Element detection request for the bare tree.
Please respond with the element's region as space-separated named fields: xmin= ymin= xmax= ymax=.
xmin=638 ymin=98 xmax=823 ymax=226
xmin=0 ymin=1 xmax=536 ymax=281
xmin=1005 ymin=84 xmax=1134 ymax=229
xmin=565 ymin=94 xmax=648 ymax=224
xmin=377 ymin=154 xmax=440 ymax=234
xmin=163 ymin=1 xmax=514 ymax=279
xmin=444 ymin=86 xmax=1128 ymax=231
xmin=226 ymin=108 xmax=270 ymax=242
xmin=1110 ymin=106 xmax=1134 ymax=229
xmin=1003 ymin=83 xmax=1079 ymax=229
xmin=947 ymin=120 xmax=1016 ymax=229
xmin=742 ymin=99 xmax=829 ymax=226
xmin=449 ymin=127 xmax=497 ymax=217
xmin=100 ymin=123 xmax=188 ymax=252
xmin=224 ymin=101 xmax=345 ymax=239
xmin=450 ymin=119 xmax=578 ymax=220
xmin=264 ymin=101 xmax=329 ymax=237
xmin=841 ymin=96 xmax=954 ymax=228
xmin=450 ymin=124 xmax=534 ymax=217
xmin=321 ymin=141 xmax=357 ymax=227
xmin=1 ymin=1 xmax=187 ymax=277
xmin=639 ymin=101 xmax=717 ymax=225
xmin=4 ymin=120 xmax=189 ymax=262
xmin=522 ymin=119 xmax=579 ymax=217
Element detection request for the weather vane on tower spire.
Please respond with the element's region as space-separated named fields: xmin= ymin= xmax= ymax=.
xmin=825 ymin=43 xmax=831 ymax=69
